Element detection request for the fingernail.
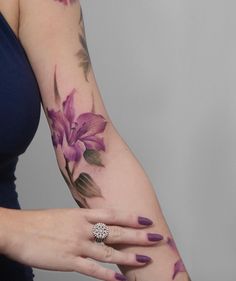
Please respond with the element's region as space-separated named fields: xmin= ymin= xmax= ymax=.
xmin=115 ymin=272 xmax=127 ymax=281
xmin=147 ymin=233 xmax=164 ymax=241
xmin=136 ymin=254 xmax=152 ymax=263
xmin=138 ymin=216 xmax=153 ymax=225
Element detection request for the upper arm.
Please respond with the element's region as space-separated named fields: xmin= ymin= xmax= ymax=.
xmin=18 ymin=0 xmax=112 ymax=207
xmin=19 ymin=0 xmax=95 ymax=108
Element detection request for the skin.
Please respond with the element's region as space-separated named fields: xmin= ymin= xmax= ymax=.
xmin=0 ymin=0 xmax=191 ymax=280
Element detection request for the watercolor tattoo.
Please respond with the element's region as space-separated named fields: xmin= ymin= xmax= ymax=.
xmin=167 ymin=237 xmax=191 ymax=280
xmin=54 ymin=0 xmax=77 ymax=5
xmin=75 ymin=7 xmax=91 ymax=82
xmin=46 ymin=66 xmax=107 ymax=208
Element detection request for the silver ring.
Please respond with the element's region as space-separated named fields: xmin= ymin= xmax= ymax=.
xmin=92 ymin=222 xmax=109 ymax=243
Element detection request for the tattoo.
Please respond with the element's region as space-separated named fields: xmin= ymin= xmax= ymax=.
xmin=54 ymin=64 xmax=61 ymax=105
xmin=79 ymin=6 xmax=85 ymax=36
xmin=54 ymin=0 xmax=77 ymax=5
xmin=75 ymin=6 xmax=91 ymax=82
xmin=47 ymin=66 xmax=107 ymax=207
xmin=167 ymin=237 xmax=191 ymax=280
xmin=74 ymin=172 xmax=103 ymax=197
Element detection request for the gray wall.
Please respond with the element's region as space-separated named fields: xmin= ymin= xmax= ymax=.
xmin=16 ymin=1 xmax=236 ymax=280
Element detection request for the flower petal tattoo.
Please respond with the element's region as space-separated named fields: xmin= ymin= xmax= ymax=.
xmin=75 ymin=7 xmax=91 ymax=82
xmin=173 ymin=259 xmax=187 ymax=280
xmin=47 ymin=67 xmax=107 ymax=207
xmin=167 ymin=236 xmax=178 ymax=252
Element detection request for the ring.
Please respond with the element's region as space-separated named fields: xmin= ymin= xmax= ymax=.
xmin=92 ymin=222 xmax=109 ymax=243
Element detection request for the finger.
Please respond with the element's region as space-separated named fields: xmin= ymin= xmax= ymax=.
xmin=87 ymin=224 xmax=163 ymax=245
xmin=72 ymin=256 xmax=128 ymax=281
xmin=83 ymin=240 xmax=152 ymax=266
xmin=84 ymin=208 xmax=154 ymax=228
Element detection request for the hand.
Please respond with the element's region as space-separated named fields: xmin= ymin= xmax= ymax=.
xmin=0 ymin=207 xmax=163 ymax=281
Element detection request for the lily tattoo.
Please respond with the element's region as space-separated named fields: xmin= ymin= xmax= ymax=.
xmin=46 ymin=66 xmax=107 ymax=208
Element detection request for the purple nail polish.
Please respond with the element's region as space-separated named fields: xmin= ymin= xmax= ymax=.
xmin=147 ymin=233 xmax=163 ymax=241
xmin=115 ymin=272 xmax=127 ymax=281
xmin=138 ymin=216 xmax=153 ymax=225
xmin=136 ymin=254 xmax=152 ymax=263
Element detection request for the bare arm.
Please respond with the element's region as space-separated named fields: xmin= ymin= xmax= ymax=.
xmin=19 ymin=1 xmax=191 ymax=280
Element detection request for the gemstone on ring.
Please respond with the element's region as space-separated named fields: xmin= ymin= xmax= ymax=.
xmin=92 ymin=222 xmax=109 ymax=242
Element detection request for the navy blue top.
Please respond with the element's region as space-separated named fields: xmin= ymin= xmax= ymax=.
xmin=0 ymin=11 xmax=41 ymax=281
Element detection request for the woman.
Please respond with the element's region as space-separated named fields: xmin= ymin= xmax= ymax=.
xmin=0 ymin=1 xmax=191 ymax=281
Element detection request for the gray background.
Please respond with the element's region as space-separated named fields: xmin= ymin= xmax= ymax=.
xmin=16 ymin=1 xmax=236 ymax=280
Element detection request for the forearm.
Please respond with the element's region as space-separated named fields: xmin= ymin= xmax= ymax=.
xmin=50 ymin=88 xmax=190 ymax=280
xmin=44 ymin=70 xmax=190 ymax=280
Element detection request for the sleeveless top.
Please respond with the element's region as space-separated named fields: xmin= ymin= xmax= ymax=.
xmin=0 ymin=11 xmax=41 ymax=281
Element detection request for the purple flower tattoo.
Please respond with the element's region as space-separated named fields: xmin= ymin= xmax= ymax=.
xmin=47 ymin=91 xmax=106 ymax=164
xmin=46 ymin=66 xmax=107 ymax=207
xmin=167 ymin=237 xmax=191 ymax=280
xmin=173 ymin=259 xmax=187 ymax=280
xmin=167 ymin=236 xmax=178 ymax=252
xmin=54 ymin=0 xmax=77 ymax=5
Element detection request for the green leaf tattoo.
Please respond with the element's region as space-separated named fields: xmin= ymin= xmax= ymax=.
xmin=74 ymin=172 xmax=103 ymax=198
xmin=75 ymin=34 xmax=91 ymax=82
xmin=75 ymin=7 xmax=91 ymax=82
xmin=83 ymin=149 xmax=104 ymax=167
